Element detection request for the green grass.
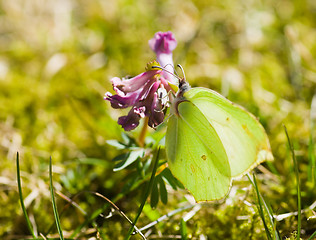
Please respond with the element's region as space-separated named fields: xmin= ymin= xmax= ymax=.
xmin=284 ymin=125 xmax=301 ymax=240
xmin=49 ymin=157 xmax=64 ymax=240
xmin=16 ymin=152 xmax=36 ymax=239
xmin=1 ymin=0 xmax=316 ymax=239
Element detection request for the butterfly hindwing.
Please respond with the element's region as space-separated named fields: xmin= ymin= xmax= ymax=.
xmin=184 ymin=88 xmax=273 ymax=177
xmin=166 ymin=100 xmax=231 ymax=201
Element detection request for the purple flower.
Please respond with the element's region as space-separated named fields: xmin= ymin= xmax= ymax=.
xmin=105 ymin=32 xmax=178 ymax=131
xmin=105 ymin=67 xmax=172 ymax=131
xmin=149 ymin=31 xmax=177 ymax=84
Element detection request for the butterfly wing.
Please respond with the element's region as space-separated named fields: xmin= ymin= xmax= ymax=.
xmin=184 ymin=88 xmax=273 ymax=177
xmin=166 ymin=100 xmax=231 ymax=201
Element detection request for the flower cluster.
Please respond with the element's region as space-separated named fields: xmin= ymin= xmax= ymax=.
xmin=105 ymin=32 xmax=178 ymax=131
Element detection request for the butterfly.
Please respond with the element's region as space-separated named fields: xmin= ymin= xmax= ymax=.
xmin=162 ymin=65 xmax=273 ymax=202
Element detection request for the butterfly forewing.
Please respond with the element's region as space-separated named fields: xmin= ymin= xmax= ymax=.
xmin=166 ymin=101 xmax=231 ymax=201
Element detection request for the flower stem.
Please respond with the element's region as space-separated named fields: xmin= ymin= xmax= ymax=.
xmin=138 ymin=117 xmax=148 ymax=147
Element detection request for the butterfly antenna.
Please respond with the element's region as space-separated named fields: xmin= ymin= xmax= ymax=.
xmin=177 ymin=64 xmax=186 ymax=82
xmin=177 ymin=64 xmax=191 ymax=93
xmin=151 ymin=65 xmax=182 ymax=81
xmin=163 ymin=63 xmax=179 ymax=76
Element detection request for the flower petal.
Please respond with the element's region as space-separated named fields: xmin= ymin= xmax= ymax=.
xmin=148 ymin=31 xmax=177 ymax=54
xmin=149 ymin=32 xmax=177 ymax=84
xmin=104 ymin=91 xmax=139 ymax=109
xmin=134 ymin=106 xmax=146 ymax=118
xmin=142 ymin=81 xmax=160 ymax=114
xmin=156 ymin=53 xmax=176 ymax=83
xmin=105 ymin=72 xmax=162 ymax=109
xmin=148 ymin=92 xmax=165 ymax=129
xmin=117 ymin=109 xmax=141 ymax=131
xmin=111 ymin=70 xmax=160 ymax=94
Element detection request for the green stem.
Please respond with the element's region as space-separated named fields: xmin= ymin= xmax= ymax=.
xmin=138 ymin=117 xmax=149 ymax=147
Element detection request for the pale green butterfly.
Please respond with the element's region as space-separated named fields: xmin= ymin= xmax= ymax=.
xmin=160 ymin=65 xmax=273 ymax=202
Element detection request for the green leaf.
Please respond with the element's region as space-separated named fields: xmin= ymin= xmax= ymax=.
xmin=121 ymin=132 xmax=131 ymax=144
xmin=158 ymin=176 xmax=168 ymax=204
xmin=112 ymin=153 xmax=129 ymax=162
xmin=150 ymin=178 xmax=159 ymax=209
xmin=106 ymin=139 xmax=126 ymax=149
xmin=161 ymin=168 xmax=178 ymax=190
xmin=114 ymin=149 xmax=145 ymax=171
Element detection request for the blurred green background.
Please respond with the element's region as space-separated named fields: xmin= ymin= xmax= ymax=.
xmin=0 ymin=0 xmax=315 ymax=239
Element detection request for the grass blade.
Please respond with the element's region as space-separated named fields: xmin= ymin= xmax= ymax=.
xmin=124 ymin=147 xmax=161 ymax=240
xmin=308 ymin=135 xmax=315 ymax=186
xmin=49 ymin=157 xmax=64 ymax=240
xmin=307 ymin=229 xmax=316 ymax=240
xmin=249 ymin=173 xmax=272 ymax=240
xmin=309 ymin=93 xmax=316 ymax=186
xmin=180 ymin=218 xmax=188 ymax=240
xmin=16 ymin=152 xmax=36 ymax=238
xmin=284 ymin=125 xmax=301 ymax=240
